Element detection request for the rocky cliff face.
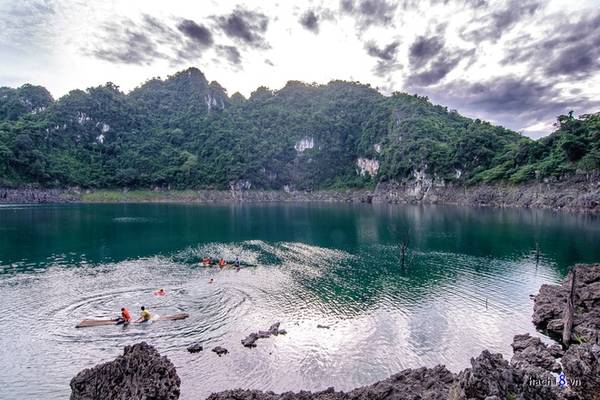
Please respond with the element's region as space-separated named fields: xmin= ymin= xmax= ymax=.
xmin=70 ymin=342 xmax=180 ymax=400
xmin=2 ymin=175 xmax=599 ymax=212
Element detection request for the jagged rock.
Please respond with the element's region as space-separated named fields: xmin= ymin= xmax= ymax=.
xmin=511 ymin=333 xmax=562 ymax=372
xmin=548 ymin=344 xmax=565 ymax=358
xmin=70 ymin=342 xmax=180 ymax=400
xmin=242 ymin=323 xmax=286 ymax=348
xmin=317 ymin=324 xmax=330 ymax=329
xmin=207 ymin=365 xmax=455 ymax=400
xmin=269 ymin=322 xmax=281 ymax=335
xmin=212 ymin=346 xmax=229 ymax=356
xmin=561 ymin=343 xmax=600 ymax=400
xmin=187 ymin=343 xmax=203 ymax=353
xmin=448 ymin=350 xmax=564 ymax=400
xmin=533 ymin=264 xmax=600 ymax=344
xmin=242 ymin=333 xmax=259 ymax=347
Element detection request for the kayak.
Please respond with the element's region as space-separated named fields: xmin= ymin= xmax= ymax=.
xmin=75 ymin=312 xmax=189 ymax=328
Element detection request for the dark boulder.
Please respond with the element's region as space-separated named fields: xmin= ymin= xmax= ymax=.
xmin=187 ymin=343 xmax=203 ymax=353
xmin=242 ymin=333 xmax=259 ymax=347
xmin=532 ymin=264 xmax=600 ymax=345
xmin=561 ymin=343 xmax=600 ymax=400
xmin=448 ymin=350 xmax=564 ymax=400
xmin=70 ymin=342 xmax=180 ymax=400
xmin=511 ymin=333 xmax=562 ymax=372
xmin=212 ymin=346 xmax=229 ymax=356
xmin=317 ymin=325 xmax=330 ymax=329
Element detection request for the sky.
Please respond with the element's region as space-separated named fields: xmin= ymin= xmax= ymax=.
xmin=0 ymin=0 xmax=599 ymax=138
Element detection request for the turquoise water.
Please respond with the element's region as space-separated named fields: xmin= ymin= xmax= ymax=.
xmin=0 ymin=203 xmax=599 ymax=399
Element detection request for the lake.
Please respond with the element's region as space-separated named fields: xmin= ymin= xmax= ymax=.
xmin=1 ymin=203 xmax=599 ymax=400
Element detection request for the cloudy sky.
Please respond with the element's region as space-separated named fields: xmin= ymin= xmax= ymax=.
xmin=0 ymin=0 xmax=598 ymax=138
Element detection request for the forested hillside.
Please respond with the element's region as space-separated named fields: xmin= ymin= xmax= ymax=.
xmin=0 ymin=68 xmax=598 ymax=190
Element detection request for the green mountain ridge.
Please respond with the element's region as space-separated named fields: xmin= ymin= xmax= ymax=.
xmin=0 ymin=67 xmax=598 ymax=189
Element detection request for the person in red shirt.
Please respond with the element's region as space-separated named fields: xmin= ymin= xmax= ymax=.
xmin=117 ymin=307 xmax=132 ymax=325
xmin=219 ymin=258 xmax=226 ymax=267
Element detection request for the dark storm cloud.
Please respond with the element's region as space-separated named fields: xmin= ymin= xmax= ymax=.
xmin=89 ymin=15 xmax=216 ymax=65
xmin=365 ymin=40 xmax=401 ymax=76
xmin=409 ymin=36 xmax=444 ymax=69
xmin=461 ymin=0 xmax=541 ymax=43
xmin=216 ymin=45 xmax=242 ymax=65
xmin=177 ymin=20 xmax=213 ymax=46
xmin=407 ymin=35 xmax=475 ymax=86
xmin=214 ymin=7 xmax=269 ymax=48
xmin=503 ymin=12 xmax=600 ymax=80
xmin=340 ymin=0 xmax=398 ymax=29
xmin=299 ymin=10 xmax=319 ymax=32
xmin=419 ymin=76 xmax=599 ymax=135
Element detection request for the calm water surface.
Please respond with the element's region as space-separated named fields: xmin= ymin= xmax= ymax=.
xmin=1 ymin=203 xmax=599 ymax=400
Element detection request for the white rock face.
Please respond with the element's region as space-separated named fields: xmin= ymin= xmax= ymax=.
xmin=374 ymin=143 xmax=382 ymax=154
xmin=295 ymin=137 xmax=314 ymax=152
xmin=356 ymin=158 xmax=379 ymax=177
xmin=77 ymin=112 xmax=91 ymax=125
xmin=205 ymin=94 xmax=225 ymax=112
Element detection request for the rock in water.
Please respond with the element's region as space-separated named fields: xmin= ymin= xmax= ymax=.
xmin=212 ymin=346 xmax=229 ymax=356
xmin=187 ymin=343 xmax=203 ymax=353
xmin=242 ymin=333 xmax=259 ymax=347
xmin=70 ymin=342 xmax=180 ymax=400
xmin=268 ymin=322 xmax=281 ymax=335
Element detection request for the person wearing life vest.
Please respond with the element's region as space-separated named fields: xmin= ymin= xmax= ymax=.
xmin=219 ymin=258 xmax=226 ymax=267
xmin=154 ymin=288 xmax=166 ymax=296
xmin=234 ymin=257 xmax=240 ymax=268
xmin=137 ymin=306 xmax=152 ymax=323
xmin=117 ymin=307 xmax=132 ymax=325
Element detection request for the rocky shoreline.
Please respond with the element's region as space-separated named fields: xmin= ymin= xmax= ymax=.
xmin=70 ymin=264 xmax=600 ymax=400
xmin=2 ymin=174 xmax=600 ymax=213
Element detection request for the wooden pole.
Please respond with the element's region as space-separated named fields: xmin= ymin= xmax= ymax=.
xmin=562 ymin=268 xmax=576 ymax=346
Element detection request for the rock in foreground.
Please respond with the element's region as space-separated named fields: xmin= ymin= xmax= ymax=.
xmin=207 ymin=365 xmax=455 ymax=400
xmin=533 ymin=264 xmax=600 ymax=344
xmin=70 ymin=342 xmax=180 ymax=400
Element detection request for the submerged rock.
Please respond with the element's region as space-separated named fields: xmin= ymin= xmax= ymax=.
xmin=316 ymin=324 xmax=330 ymax=329
xmin=187 ymin=343 xmax=203 ymax=353
xmin=70 ymin=342 xmax=180 ymax=400
xmin=212 ymin=346 xmax=229 ymax=356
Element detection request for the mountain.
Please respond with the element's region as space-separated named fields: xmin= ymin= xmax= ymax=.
xmin=0 ymin=67 xmax=598 ymax=189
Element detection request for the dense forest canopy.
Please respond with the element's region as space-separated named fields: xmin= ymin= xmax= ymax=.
xmin=0 ymin=67 xmax=598 ymax=189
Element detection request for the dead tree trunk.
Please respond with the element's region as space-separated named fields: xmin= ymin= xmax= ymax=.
xmin=562 ymin=268 xmax=577 ymax=346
